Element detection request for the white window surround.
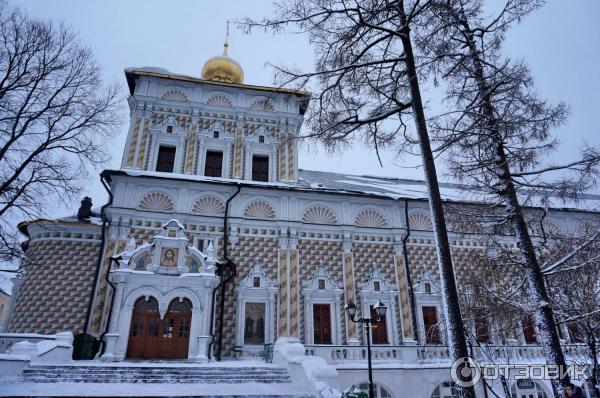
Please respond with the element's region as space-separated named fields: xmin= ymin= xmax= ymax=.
xmin=234 ymin=261 xmax=278 ymax=352
xmin=302 ymin=263 xmax=343 ymax=345
xmin=357 ymin=268 xmax=399 ymax=345
xmin=243 ymin=140 xmax=278 ymax=182
xmin=196 ymin=122 xmax=234 ymax=178
xmin=413 ymin=272 xmax=446 ymax=345
xmin=147 ymin=116 xmax=187 ymax=173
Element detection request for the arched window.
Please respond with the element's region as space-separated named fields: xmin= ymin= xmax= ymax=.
xmin=357 ymin=383 xmax=394 ymax=398
xmin=431 ymin=381 xmax=458 ymax=398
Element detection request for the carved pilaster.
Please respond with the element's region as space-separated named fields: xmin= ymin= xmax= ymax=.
xmin=342 ymin=232 xmax=358 ymax=341
xmin=393 ymin=236 xmax=416 ymax=342
xmin=277 ymin=229 xmax=289 ymax=337
xmin=232 ymin=115 xmax=244 ymax=178
xmin=288 ymin=229 xmax=299 ymax=338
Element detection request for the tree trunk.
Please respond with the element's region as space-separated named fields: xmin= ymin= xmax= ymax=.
xmin=456 ymin=15 xmax=569 ymax=396
xmin=494 ymin=142 xmax=569 ymax=397
xmin=399 ymin=11 xmax=476 ymax=397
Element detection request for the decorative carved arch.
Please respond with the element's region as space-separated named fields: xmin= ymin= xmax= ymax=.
xmin=408 ymin=212 xmax=433 ymax=230
xmin=163 ymin=288 xmax=202 ymax=314
xmin=161 ymin=89 xmax=189 ymax=102
xmin=138 ymin=191 xmax=174 ymax=212
xmin=191 ymin=195 xmax=225 ymax=216
xmin=124 ymin=286 xmax=164 ymax=311
xmin=207 ymin=93 xmax=233 ymax=107
xmin=302 ymin=205 xmax=338 ymax=225
xmin=249 ymin=98 xmax=275 ymax=112
xmin=355 ymin=208 xmax=388 ymax=228
xmin=243 ymin=200 xmax=276 ymax=220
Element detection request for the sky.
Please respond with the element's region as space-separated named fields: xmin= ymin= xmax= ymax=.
xmin=14 ymin=0 xmax=600 ymax=218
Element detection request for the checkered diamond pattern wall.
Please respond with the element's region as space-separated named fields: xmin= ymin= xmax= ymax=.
xmin=218 ymin=234 xmax=278 ymax=356
xmin=10 ymin=238 xmax=101 ymax=334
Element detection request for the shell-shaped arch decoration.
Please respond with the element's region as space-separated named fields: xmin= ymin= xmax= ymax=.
xmin=192 ymin=196 xmax=225 ymax=216
xmin=407 ymin=212 xmax=433 ymax=230
xmin=161 ymin=89 xmax=188 ymax=102
xmin=243 ymin=200 xmax=276 ymax=220
xmin=207 ymin=94 xmax=233 ymax=107
xmin=250 ymin=99 xmax=275 ymax=112
xmin=355 ymin=209 xmax=388 ymax=228
xmin=302 ymin=205 xmax=338 ymax=225
xmin=138 ymin=192 xmax=174 ymax=213
xmin=540 ymin=221 xmax=562 ymax=237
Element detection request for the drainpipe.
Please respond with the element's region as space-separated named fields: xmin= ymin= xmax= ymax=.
xmin=401 ymin=199 xmax=419 ymax=342
xmin=83 ymin=172 xmax=113 ymax=336
xmin=99 ymin=256 xmax=119 ymax=355
xmin=212 ymin=183 xmax=241 ymax=361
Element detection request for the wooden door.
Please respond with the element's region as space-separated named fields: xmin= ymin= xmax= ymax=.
xmin=422 ymin=306 xmax=442 ymax=344
xmin=126 ymin=297 xmax=161 ymax=359
xmin=370 ymin=306 xmax=388 ymax=344
xmin=159 ymin=299 xmax=192 ymax=359
xmin=313 ymin=304 xmax=332 ymax=344
xmin=126 ymin=297 xmax=192 ymax=359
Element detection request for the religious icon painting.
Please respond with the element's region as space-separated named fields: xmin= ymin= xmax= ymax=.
xmin=160 ymin=247 xmax=178 ymax=267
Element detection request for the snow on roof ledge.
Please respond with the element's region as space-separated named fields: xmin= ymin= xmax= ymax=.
xmin=125 ymin=66 xmax=171 ymax=74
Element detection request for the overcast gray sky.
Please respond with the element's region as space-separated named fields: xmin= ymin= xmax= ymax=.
xmin=16 ymin=0 xmax=600 ymax=217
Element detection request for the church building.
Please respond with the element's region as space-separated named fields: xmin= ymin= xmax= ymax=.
xmin=7 ymin=41 xmax=599 ymax=398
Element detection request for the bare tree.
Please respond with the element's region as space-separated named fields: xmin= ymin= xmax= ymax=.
xmin=0 ymin=3 xmax=120 ymax=265
xmin=416 ymin=0 xmax=600 ymax=395
xmin=242 ymin=2 xmax=477 ymax=396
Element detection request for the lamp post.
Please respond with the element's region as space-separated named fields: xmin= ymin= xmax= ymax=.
xmin=345 ymin=299 xmax=387 ymax=398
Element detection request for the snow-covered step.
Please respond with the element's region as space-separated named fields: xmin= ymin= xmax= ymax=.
xmin=20 ymin=364 xmax=293 ymax=384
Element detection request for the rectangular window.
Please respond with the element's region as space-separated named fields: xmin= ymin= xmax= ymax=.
xmin=313 ymin=304 xmax=332 ymax=344
xmin=370 ymin=305 xmax=388 ymax=344
xmin=156 ymin=146 xmax=176 ymax=172
xmin=252 ymin=155 xmax=269 ymax=182
xmin=204 ymin=151 xmax=223 ymax=177
xmin=244 ymin=302 xmax=266 ymax=344
xmin=522 ymin=316 xmax=537 ymax=344
xmin=422 ymin=306 xmax=442 ymax=344
xmin=567 ymin=322 xmax=583 ymax=343
xmin=473 ymin=308 xmax=490 ymax=343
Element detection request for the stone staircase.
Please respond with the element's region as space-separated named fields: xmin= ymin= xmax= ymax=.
xmin=21 ymin=364 xmax=293 ymax=384
xmin=9 ymin=363 xmax=315 ymax=397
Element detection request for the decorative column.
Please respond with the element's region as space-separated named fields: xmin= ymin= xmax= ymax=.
xmin=135 ymin=109 xmax=151 ymax=169
xmin=101 ymin=271 xmax=127 ymax=361
xmin=184 ymin=113 xmax=198 ymax=174
xmin=394 ymin=235 xmax=416 ymax=343
xmin=277 ymin=229 xmax=289 ymax=337
xmin=342 ymin=232 xmax=359 ymax=344
xmin=288 ymin=229 xmax=299 ymax=338
xmin=232 ymin=114 xmax=244 ymax=178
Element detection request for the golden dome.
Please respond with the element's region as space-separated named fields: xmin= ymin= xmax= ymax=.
xmin=201 ymin=43 xmax=244 ymax=84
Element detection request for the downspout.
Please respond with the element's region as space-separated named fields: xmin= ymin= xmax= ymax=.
xmin=213 ymin=183 xmax=241 ymax=361
xmin=401 ymin=199 xmax=419 ymax=342
xmin=99 ymin=256 xmax=119 ymax=355
xmin=83 ymin=172 xmax=113 ymax=336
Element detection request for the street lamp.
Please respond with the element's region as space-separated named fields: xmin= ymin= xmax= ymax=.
xmin=345 ymin=299 xmax=387 ymax=398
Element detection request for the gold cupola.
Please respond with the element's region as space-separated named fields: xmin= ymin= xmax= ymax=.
xmin=201 ymin=42 xmax=244 ymax=84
